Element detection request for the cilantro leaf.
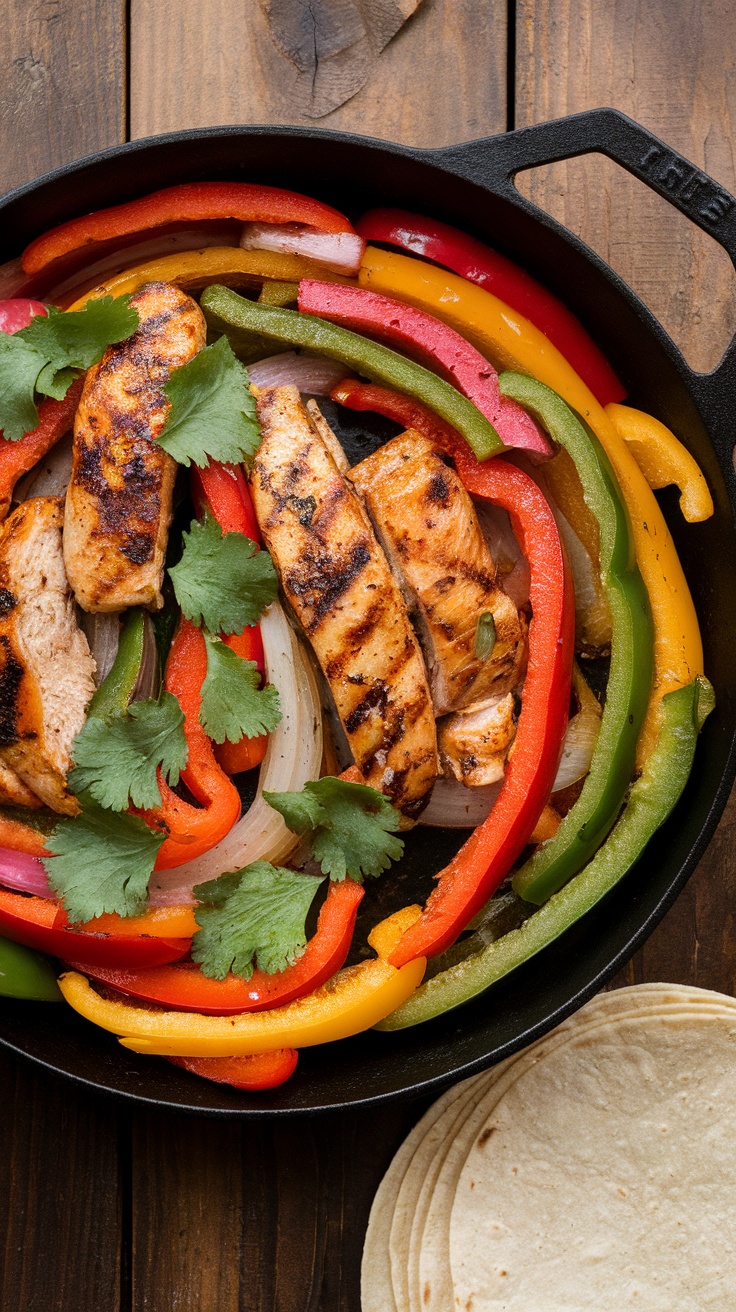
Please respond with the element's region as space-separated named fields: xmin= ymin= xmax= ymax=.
xmin=0 ymin=295 xmax=139 ymax=440
xmin=158 ymin=336 xmax=261 ymax=468
xmin=0 ymin=334 xmax=48 ymax=440
xmin=68 ymin=691 xmax=188 ymax=811
xmin=192 ymin=860 xmax=323 ymax=980
xmin=263 ymin=777 xmax=404 ymax=882
xmin=200 ymin=631 xmax=281 ymax=744
xmin=43 ymin=793 xmax=164 ymax=923
xmin=22 ymin=297 xmax=140 ymax=378
xmin=169 ymin=515 xmax=278 ymax=635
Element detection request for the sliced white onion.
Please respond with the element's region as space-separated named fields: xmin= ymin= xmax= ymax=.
xmin=14 ymin=432 xmax=73 ymax=502
xmin=248 ymin=351 xmax=347 ymax=395
xmin=475 ymin=499 xmax=530 ymax=608
xmin=240 ymin=222 xmax=366 ymax=275
xmin=552 ymin=664 xmax=602 ymax=792
xmin=81 ymin=612 xmax=121 ymax=687
xmin=419 ymin=776 xmax=501 ymax=829
xmin=148 ymin=601 xmax=323 ymax=903
xmin=554 ymin=509 xmax=600 ymax=624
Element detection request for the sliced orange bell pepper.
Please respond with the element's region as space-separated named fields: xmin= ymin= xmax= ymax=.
xmin=23 ymin=181 xmax=356 ymax=276
xmin=190 ymin=461 xmax=268 ymax=776
xmin=0 ymin=888 xmax=190 ymax=968
xmin=145 ymin=618 xmax=242 ymax=869
xmin=58 ymin=905 xmax=426 ymax=1057
xmin=168 ymin=1049 xmax=298 ymax=1090
xmin=0 ymin=377 xmax=84 ymax=519
xmin=359 ymin=246 xmax=705 ymax=766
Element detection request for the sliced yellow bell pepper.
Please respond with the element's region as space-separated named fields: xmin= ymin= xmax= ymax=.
xmin=68 ymin=247 xmax=348 ymax=310
xmin=58 ymin=905 xmax=426 ymax=1058
xmin=605 ymin=402 xmax=714 ymax=523
xmin=360 ymin=247 xmax=705 ymax=766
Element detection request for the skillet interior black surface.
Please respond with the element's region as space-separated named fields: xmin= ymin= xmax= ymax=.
xmin=1 ymin=109 xmax=736 ymax=1116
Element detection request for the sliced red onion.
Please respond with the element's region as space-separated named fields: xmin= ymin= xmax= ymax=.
xmin=0 ymin=257 xmax=30 ymax=299
xmin=419 ymin=776 xmax=501 ymax=828
xmin=81 ymin=612 xmax=121 ymax=688
xmin=0 ymin=299 xmax=47 ymax=334
xmin=240 ymin=223 xmax=366 ymax=275
xmin=0 ymin=846 xmax=54 ymax=899
xmin=248 ymin=351 xmax=347 ymax=395
xmin=14 ymin=432 xmax=73 ymax=503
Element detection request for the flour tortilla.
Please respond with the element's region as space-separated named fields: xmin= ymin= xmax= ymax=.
xmin=361 ymin=986 xmax=736 ymax=1312
xmin=360 ymin=1070 xmax=482 ymax=1312
xmin=451 ymin=1006 xmax=736 ymax=1310
xmin=416 ymin=992 xmax=736 ymax=1312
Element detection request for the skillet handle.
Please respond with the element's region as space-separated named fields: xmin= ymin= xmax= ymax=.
xmin=435 ymin=109 xmax=736 ymax=446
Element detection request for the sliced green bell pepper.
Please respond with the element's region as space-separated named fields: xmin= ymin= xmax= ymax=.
xmin=199 ymin=283 xmax=504 ymax=461
xmin=498 ymin=373 xmax=654 ymax=905
xmin=378 ymin=676 xmax=712 ymax=1029
xmin=0 ymin=935 xmax=62 ymax=1001
xmin=88 ymin=609 xmax=145 ymax=719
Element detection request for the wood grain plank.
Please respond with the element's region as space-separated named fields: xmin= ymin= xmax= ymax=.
xmin=0 ymin=6 xmax=128 ymax=1311
xmin=130 ymin=1101 xmax=419 ymax=1312
xmin=0 ymin=1051 xmax=122 ymax=1312
xmin=515 ymin=0 xmax=736 ymax=372
xmin=0 ymin=0 xmax=126 ymax=194
xmin=129 ymin=0 xmax=507 ymax=147
xmin=516 ymin=0 xmax=736 ymax=990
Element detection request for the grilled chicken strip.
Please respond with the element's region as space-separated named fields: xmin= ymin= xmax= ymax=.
xmin=0 ymin=758 xmax=42 ymax=809
xmin=0 ymin=497 xmax=96 ymax=814
xmin=438 ymin=692 xmax=517 ymax=788
xmin=251 ymin=387 xmax=438 ymax=820
xmin=351 ymin=431 xmax=526 ymax=718
xmin=64 ymin=281 xmax=206 ymax=612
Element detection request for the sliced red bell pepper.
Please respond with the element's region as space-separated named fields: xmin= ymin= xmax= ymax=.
xmin=298 ymin=280 xmax=550 ymax=457
xmin=388 ymin=456 xmax=575 ymax=967
xmin=355 ymin=209 xmax=626 ymax=407
xmin=167 ymin=1048 xmax=298 ymax=1089
xmin=145 ymin=618 xmax=242 ymax=868
xmin=70 ymin=878 xmax=364 ymax=1015
xmin=331 ymin=377 xmax=460 ymax=447
xmin=0 ymin=887 xmax=190 ymax=968
xmin=22 ymin=182 xmax=356 ymax=277
xmin=191 ymin=461 xmax=267 ymax=773
xmin=0 ymin=373 xmax=83 ymax=520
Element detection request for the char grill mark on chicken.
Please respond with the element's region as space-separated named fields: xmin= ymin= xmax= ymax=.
xmin=350 ymin=430 xmax=528 ymax=790
xmin=251 ymin=386 xmax=438 ymax=821
xmin=64 ymin=281 xmax=206 ymax=612
xmin=0 ymin=497 xmax=96 ymax=815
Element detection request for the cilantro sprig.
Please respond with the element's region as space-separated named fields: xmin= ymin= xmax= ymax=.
xmin=69 ymin=691 xmax=188 ymax=812
xmin=192 ymin=861 xmax=324 ymax=980
xmin=43 ymin=793 xmax=165 ymax=924
xmin=158 ymin=336 xmax=261 ymax=467
xmin=200 ymin=632 xmax=282 ymax=744
xmin=0 ymin=297 xmax=139 ymax=440
xmin=264 ymin=777 xmax=404 ymax=882
xmin=169 ymin=514 xmax=278 ymax=635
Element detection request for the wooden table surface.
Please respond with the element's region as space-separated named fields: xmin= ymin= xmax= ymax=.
xmin=1 ymin=2 xmax=735 ymax=1308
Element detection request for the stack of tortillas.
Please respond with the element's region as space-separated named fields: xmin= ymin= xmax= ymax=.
xmin=362 ymin=984 xmax=736 ymax=1310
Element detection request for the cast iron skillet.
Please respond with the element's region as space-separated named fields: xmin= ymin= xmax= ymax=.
xmin=1 ymin=108 xmax=735 ymax=1116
